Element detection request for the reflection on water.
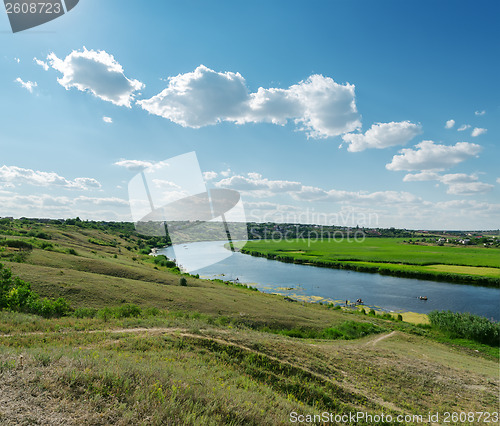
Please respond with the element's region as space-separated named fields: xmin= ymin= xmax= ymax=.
xmin=159 ymin=241 xmax=500 ymax=321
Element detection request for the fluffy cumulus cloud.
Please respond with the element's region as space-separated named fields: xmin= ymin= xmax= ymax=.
xmin=475 ymin=110 xmax=486 ymax=116
xmin=138 ymin=65 xmax=361 ymax=138
xmin=497 ymin=178 xmax=500 ymax=184
xmin=385 ymin=140 xmax=482 ymax=171
xmin=445 ymin=119 xmax=455 ymax=129
xmin=457 ymin=124 xmax=471 ymax=131
xmin=15 ymin=77 xmax=37 ymax=93
xmin=0 ymin=165 xmax=101 ymax=190
xmin=340 ymin=121 xmax=422 ymax=152
xmin=404 ymin=172 xmax=493 ymax=195
xmin=102 ymin=116 xmax=113 ymax=123
xmin=471 ymin=127 xmax=487 ymax=137
xmin=47 ymin=48 xmax=144 ymax=107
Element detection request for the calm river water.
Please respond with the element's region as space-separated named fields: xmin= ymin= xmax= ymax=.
xmin=158 ymin=241 xmax=500 ymax=321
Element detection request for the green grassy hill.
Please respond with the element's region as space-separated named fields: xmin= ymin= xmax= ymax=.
xmin=0 ymin=220 xmax=498 ymax=425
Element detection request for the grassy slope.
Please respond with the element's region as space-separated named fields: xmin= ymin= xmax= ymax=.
xmin=0 ymin=224 xmax=499 ymax=424
xmin=240 ymin=238 xmax=500 ymax=285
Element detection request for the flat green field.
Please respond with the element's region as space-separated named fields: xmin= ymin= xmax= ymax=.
xmin=240 ymin=238 xmax=500 ymax=285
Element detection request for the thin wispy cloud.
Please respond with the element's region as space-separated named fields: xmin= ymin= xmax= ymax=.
xmin=403 ymin=172 xmax=493 ymax=195
xmin=34 ymin=57 xmax=49 ymax=71
xmin=14 ymin=77 xmax=37 ymax=93
xmin=0 ymin=165 xmax=101 ymax=190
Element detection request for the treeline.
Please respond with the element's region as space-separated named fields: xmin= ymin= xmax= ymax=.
xmin=428 ymin=310 xmax=499 ymax=346
xmin=241 ymin=249 xmax=500 ymax=288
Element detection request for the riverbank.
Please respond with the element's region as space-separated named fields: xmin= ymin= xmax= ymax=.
xmin=239 ymin=239 xmax=500 ymax=288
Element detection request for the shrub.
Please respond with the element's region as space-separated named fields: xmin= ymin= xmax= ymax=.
xmin=0 ymin=240 xmax=33 ymax=251
xmin=179 ymin=277 xmax=188 ymax=287
xmin=369 ymin=309 xmax=376 ymax=316
xmin=428 ymin=310 xmax=500 ymax=346
xmin=67 ymin=248 xmax=78 ymax=256
xmin=397 ymin=314 xmax=403 ymax=321
xmin=74 ymin=307 xmax=98 ymax=318
xmin=115 ymin=304 xmax=142 ymax=318
xmin=1 ymin=263 xmax=71 ymax=318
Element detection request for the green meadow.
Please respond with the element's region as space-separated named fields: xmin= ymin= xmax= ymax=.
xmin=240 ymin=238 xmax=500 ymax=286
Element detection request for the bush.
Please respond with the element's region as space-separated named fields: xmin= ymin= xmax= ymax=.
xmin=74 ymin=307 xmax=98 ymax=318
xmin=267 ymin=320 xmax=384 ymax=341
xmin=0 ymin=240 xmax=33 ymax=251
xmin=115 ymin=304 xmax=142 ymax=318
xmin=428 ymin=310 xmax=500 ymax=346
xmin=397 ymin=314 xmax=403 ymax=321
xmin=0 ymin=263 xmax=71 ymax=318
xmin=97 ymin=304 xmax=142 ymax=321
xmin=67 ymin=248 xmax=78 ymax=256
xmin=179 ymin=277 xmax=188 ymax=286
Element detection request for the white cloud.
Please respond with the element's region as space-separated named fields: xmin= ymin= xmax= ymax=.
xmin=403 ymin=172 xmax=493 ymax=195
xmin=102 ymin=116 xmax=113 ymax=123
xmin=151 ymin=179 xmax=181 ymax=190
xmin=0 ymin=193 xmax=130 ymax=221
xmin=497 ymin=178 xmax=500 ymax=184
xmin=203 ymin=171 xmax=218 ymax=181
xmin=403 ymin=171 xmax=441 ymax=182
xmin=471 ymin=127 xmax=487 ymax=137
xmin=475 ymin=110 xmax=486 ymax=116
xmin=14 ymin=58 xmax=20 ymax=63
xmin=138 ymin=65 xmax=361 ymax=138
xmin=0 ymin=165 xmax=101 ymax=190
xmin=445 ymin=181 xmax=493 ymax=195
xmin=213 ymin=170 xmax=421 ymax=206
xmin=457 ymin=124 xmax=471 ymax=131
xmin=34 ymin=57 xmax=49 ymax=71
xmin=291 ymin=186 xmax=421 ymax=204
xmin=445 ymin=119 xmax=455 ymax=129
xmin=216 ymin=173 xmax=302 ymax=196
xmin=47 ymin=47 xmax=144 ymax=107
xmin=385 ymin=140 xmax=482 ymax=171
xmin=114 ymin=160 xmax=155 ymax=171
xmin=15 ymin=77 xmax=37 ymax=93
xmin=341 ymin=121 xmax=422 ymax=152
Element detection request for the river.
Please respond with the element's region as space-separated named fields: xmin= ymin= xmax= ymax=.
xmin=158 ymin=241 xmax=500 ymax=321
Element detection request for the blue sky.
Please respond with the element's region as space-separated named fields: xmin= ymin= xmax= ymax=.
xmin=0 ymin=0 xmax=499 ymax=229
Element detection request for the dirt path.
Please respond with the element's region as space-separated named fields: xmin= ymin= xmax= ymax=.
xmin=1 ymin=325 xmax=407 ymax=416
xmin=365 ymin=330 xmax=397 ymax=346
